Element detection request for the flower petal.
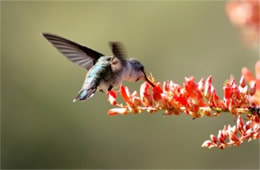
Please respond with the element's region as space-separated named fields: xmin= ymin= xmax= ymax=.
xmin=107 ymin=90 xmax=117 ymax=105
xmin=120 ymin=85 xmax=131 ymax=104
xmin=108 ymin=108 xmax=128 ymax=116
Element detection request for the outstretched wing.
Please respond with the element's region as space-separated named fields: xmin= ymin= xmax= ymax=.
xmin=109 ymin=42 xmax=126 ymax=63
xmin=42 ymin=33 xmax=105 ymax=70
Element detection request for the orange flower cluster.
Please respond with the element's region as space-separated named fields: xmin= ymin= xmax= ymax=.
xmin=226 ymin=0 xmax=260 ymax=47
xmin=242 ymin=60 xmax=260 ymax=105
xmin=202 ymin=114 xmax=259 ymax=149
xmin=106 ymin=73 xmax=259 ymax=149
xmin=107 ymin=75 xmax=257 ymax=117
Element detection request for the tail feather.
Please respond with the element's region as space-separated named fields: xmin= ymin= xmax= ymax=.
xmin=73 ymin=88 xmax=96 ymax=102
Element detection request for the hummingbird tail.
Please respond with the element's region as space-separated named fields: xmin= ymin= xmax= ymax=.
xmin=73 ymin=88 xmax=96 ymax=102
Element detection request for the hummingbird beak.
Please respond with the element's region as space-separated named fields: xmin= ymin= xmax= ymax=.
xmin=143 ymin=71 xmax=155 ymax=87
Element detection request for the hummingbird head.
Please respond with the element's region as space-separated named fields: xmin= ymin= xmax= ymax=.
xmin=127 ymin=59 xmax=155 ymax=87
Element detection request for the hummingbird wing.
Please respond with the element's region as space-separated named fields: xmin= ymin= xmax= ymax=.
xmin=109 ymin=42 xmax=126 ymax=62
xmin=73 ymin=59 xmax=112 ymax=102
xmin=42 ymin=33 xmax=105 ymax=70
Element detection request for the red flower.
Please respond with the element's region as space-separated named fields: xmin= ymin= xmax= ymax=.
xmin=242 ymin=60 xmax=260 ymax=105
xmin=152 ymin=83 xmax=163 ymax=102
xmin=120 ymin=85 xmax=132 ymax=105
xmin=106 ymin=72 xmax=259 ymax=149
xmin=202 ymin=114 xmax=260 ymax=149
xmin=140 ymin=82 xmax=154 ymax=107
xmin=108 ymin=108 xmax=128 ymax=116
xmin=107 ymin=90 xmax=117 ymax=105
xmin=107 ymin=74 xmax=255 ymax=117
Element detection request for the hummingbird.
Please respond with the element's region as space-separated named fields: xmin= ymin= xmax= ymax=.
xmin=42 ymin=33 xmax=154 ymax=102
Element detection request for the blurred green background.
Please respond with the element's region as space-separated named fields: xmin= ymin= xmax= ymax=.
xmin=1 ymin=1 xmax=259 ymax=169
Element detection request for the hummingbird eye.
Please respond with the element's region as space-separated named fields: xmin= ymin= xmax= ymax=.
xmin=140 ymin=66 xmax=144 ymax=71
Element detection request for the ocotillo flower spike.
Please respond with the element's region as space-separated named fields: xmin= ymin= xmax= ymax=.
xmin=106 ymin=66 xmax=260 ymax=149
xmin=107 ymin=74 xmax=258 ymax=117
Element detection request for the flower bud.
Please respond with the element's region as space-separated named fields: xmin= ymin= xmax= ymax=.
xmin=249 ymin=81 xmax=256 ymax=96
xmin=108 ymin=108 xmax=128 ymax=116
xmin=239 ymin=76 xmax=246 ymax=88
xmin=198 ymin=78 xmax=205 ymax=92
xmin=201 ymin=140 xmax=212 ymax=148
xmin=107 ymin=91 xmax=117 ymax=105
xmin=210 ymin=135 xmax=217 ymax=143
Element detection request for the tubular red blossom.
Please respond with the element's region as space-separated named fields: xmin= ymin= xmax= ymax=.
xmin=107 ymin=91 xmax=117 ymax=105
xmin=163 ymin=81 xmax=170 ymax=92
xmin=152 ymin=83 xmax=163 ymax=101
xmin=237 ymin=115 xmax=244 ymax=132
xmin=185 ymin=77 xmax=203 ymax=102
xmin=224 ymin=84 xmax=232 ymax=100
xmin=132 ymin=97 xmax=141 ymax=106
xmin=201 ymin=140 xmax=212 ymax=148
xmin=140 ymin=82 xmax=154 ymax=107
xmin=249 ymin=81 xmax=256 ymax=96
xmin=120 ymin=85 xmax=132 ymax=105
xmin=198 ymin=78 xmax=205 ymax=92
xmin=240 ymin=76 xmax=246 ymax=88
xmin=210 ymin=135 xmax=217 ymax=143
xmin=108 ymin=108 xmax=128 ymax=116
xmin=204 ymin=76 xmax=212 ymax=99
xmin=206 ymin=76 xmax=212 ymax=84
xmin=184 ymin=77 xmax=197 ymax=95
